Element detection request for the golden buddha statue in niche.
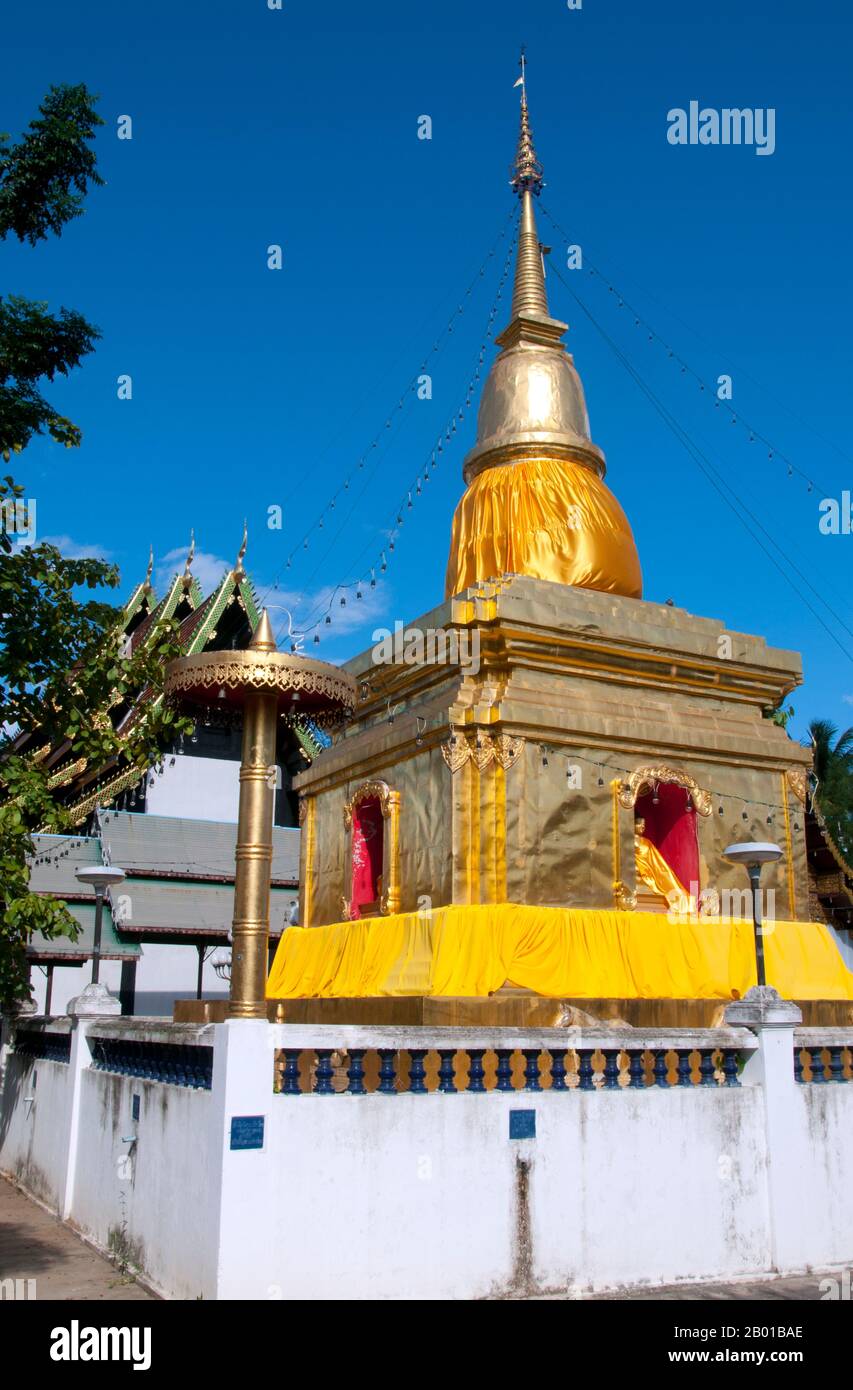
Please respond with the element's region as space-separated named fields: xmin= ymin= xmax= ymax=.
xmin=634 ymin=816 xmax=686 ymax=905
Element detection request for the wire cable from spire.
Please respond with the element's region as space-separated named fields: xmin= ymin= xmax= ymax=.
xmin=539 ymin=203 xmax=834 ymax=497
xmin=546 ymin=256 xmax=853 ymax=665
xmin=267 ymin=217 xmax=520 ymax=648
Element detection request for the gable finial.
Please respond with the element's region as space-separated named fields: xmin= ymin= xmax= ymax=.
xmin=144 ymin=543 xmax=154 ymax=591
xmin=182 ymin=529 xmax=195 ymax=588
xmin=233 ymin=519 xmax=248 ymax=579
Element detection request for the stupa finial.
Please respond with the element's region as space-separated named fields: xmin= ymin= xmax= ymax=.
xmin=504 ymin=53 xmax=554 ymax=329
xmin=510 ymin=48 xmax=544 ymax=198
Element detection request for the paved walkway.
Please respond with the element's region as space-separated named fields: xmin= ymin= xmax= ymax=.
xmin=529 ymin=1273 xmax=836 ymax=1300
xmin=0 ymin=1175 xmax=154 ymax=1301
xmin=594 ymin=1274 xmax=833 ymax=1300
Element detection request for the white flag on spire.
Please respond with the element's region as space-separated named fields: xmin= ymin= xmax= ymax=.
xmin=513 ymin=76 xmax=524 ymax=88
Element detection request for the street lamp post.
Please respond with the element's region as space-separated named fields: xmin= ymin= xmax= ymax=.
xmin=722 ymin=842 xmax=783 ymax=989
xmin=74 ymin=865 xmax=126 ymax=985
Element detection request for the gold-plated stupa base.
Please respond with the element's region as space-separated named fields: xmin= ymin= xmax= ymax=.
xmin=172 ymin=993 xmax=853 ymax=1028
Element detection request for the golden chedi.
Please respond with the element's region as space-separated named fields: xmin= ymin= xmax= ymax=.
xmin=267 ymin=65 xmax=853 ymax=1019
xmin=445 ymin=83 xmax=641 ymax=601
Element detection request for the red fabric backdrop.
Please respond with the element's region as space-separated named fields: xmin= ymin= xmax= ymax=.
xmin=635 ymin=784 xmax=699 ymax=893
xmin=349 ymin=795 xmax=384 ymax=918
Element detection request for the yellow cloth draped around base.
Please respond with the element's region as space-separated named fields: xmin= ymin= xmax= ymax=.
xmin=635 ymin=834 xmax=686 ymax=902
xmin=267 ymin=903 xmax=853 ymax=1002
xmin=444 ymin=456 xmax=643 ymax=599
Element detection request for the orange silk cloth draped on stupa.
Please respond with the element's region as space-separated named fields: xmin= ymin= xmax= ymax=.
xmin=267 ymin=904 xmax=853 ymax=1001
xmin=445 ymin=455 xmax=642 ymax=598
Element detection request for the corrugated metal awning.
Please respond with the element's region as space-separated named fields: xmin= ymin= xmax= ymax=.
xmin=111 ymin=878 xmax=295 ymax=941
xmin=27 ymin=901 xmax=142 ymax=962
xmin=28 ymin=834 xmax=102 ymax=898
xmin=96 ymin=811 xmax=299 ymax=883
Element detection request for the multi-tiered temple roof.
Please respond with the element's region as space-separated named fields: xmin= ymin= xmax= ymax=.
xmin=17 ymin=533 xmax=321 ymax=828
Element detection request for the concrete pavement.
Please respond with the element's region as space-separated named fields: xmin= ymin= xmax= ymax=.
xmin=0 ymin=1174 xmax=154 ymax=1301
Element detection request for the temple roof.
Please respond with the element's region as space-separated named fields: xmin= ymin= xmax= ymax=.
xmin=20 ymin=532 xmax=306 ymax=824
xmin=26 ymin=817 xmax=298 ymax=953
xmin=26 ymin=901 xmax=141 ymax=962
xmin=109 ymin=879 xmax=293 ymax=944
xmin=26 ymin=834 xmax=141 ymax=962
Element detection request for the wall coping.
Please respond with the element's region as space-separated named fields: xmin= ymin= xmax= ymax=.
xmin=266 ymin=1023 xmax=758 ymax=1052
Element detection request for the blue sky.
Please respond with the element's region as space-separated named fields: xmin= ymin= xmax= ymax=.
xmin=4 ymin=0 xmax=852 ymax=741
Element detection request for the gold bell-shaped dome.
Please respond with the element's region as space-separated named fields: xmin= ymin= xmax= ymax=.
xmin=445 ymin=72 xmax=642 ymax=601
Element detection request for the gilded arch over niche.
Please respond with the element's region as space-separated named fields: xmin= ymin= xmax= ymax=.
xmin=342 ymin=780 xmax=401 ymax=917
xmin=612 ymin=764 xmax=712 ymax=913
xmin=617 ymin=764 xmax=712 ymax=817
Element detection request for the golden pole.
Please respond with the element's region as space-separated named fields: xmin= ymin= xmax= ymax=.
xmin=229 ymin=684 xmax=277 ymax=1019
xmin=163 ymin=603 xmax=356 ymax=1020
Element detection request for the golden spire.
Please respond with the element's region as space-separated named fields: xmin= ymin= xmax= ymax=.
xmin=460 ymin=56 xmax=604 ymax=482
xmin=509 ymin=47 xmax=548 ymax=320
xmin=444 ymin=54 xmax=642 ymax=605
xmin=510 ymin=190 xmax=550 ymax=322
xmin=502 ymin=56 xmax=562 ymax=342
xmin=249 ymin=608 xmax=276 ymax=652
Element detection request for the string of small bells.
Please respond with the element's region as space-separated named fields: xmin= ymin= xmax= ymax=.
xmin=272 ymin=216 xmax=521 ymax=649
xmin=261 ymin=206 xmax=519 ymax=608
xmin=537 ymin=745 xmax=803 ymax=831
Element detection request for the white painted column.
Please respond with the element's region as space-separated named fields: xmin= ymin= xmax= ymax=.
xmin=726 ymin=986 xmax=805 ymax=1272
xmin=208 ymin=1020 xmax=279 ymax=1300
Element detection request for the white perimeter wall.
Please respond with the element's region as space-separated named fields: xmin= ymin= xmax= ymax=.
xmin=0 ymin=1050 xmax=74 ymax=1212
xmin=72 ymin=1067 xmax=217 ymax=1300
xmin=786 ymin=1083 xmax=853 ymax=1270
xmin=219 ymin=1088 xmax=771 ymax=1300
xmin=3 ymin=1020 xmax=853 ymax=1300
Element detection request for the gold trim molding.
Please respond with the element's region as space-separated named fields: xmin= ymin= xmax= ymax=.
xmin=47 ymin=756 xmax=88 ymax=791
xmin=164 ymin=649 xmax=357 ymax=724
xmin=613 ymin=881 xmax=637 ymax=912
xmin=617 ymin=763 xmax=712 ymax=817
xmin=785 ymin=766 xmax=808 ymax=806
xmin=68 ymin=765 xmax=145 ymax=826
xmin=440 ymin=732 xmax=524 ymax=773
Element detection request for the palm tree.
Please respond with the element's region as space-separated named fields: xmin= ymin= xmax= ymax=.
xmin=806 ymin=719 xmax=853 ymax=860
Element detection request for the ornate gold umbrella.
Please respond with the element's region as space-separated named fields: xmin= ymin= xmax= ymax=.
xmin=164 ymin=612 xmax=357 ymax=1018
